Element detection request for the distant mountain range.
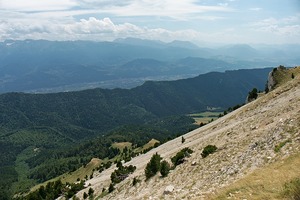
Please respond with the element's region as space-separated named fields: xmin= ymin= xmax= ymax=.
xmin=0 ymin=39 xmax=298 ymax=93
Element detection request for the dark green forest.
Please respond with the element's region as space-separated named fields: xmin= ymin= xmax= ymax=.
xmin=0 ymin=68 xmax=271 ymax=199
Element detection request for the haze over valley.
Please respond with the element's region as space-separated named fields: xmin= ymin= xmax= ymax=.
xmin=0 ymin=39 xmax=299 ymax=93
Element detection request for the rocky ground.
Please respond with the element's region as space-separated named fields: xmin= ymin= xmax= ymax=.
xmin=75 ymin=67 xmax=300 ymax=200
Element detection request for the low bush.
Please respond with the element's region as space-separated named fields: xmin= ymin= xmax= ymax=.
xmin=145 ymin=153 xmax=162 ymax=179
xmin=110 ymin=162 xmax=136 ymax=184
xmin=201 ymin=145 xmax=217 ymax=158
xmin=171 ymin=147 xmax=193 ymax=167
xmin=160 ymin=160 xmax=171 ymax=177
xmin=274 ymin=140 xmax=291 ymax=153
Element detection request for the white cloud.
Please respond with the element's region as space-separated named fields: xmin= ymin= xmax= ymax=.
xmin=0 ymin=1 xmax=299 ymax=44
xmin=251 ymin=15 xmax=300 ymax=37
xmin=105 ymin=0 xmax=232 ymax=20
xmin=0 ymin=16 xmax=230 ymax=42
xmin=0 ymin=0 xmax=78 ymax=11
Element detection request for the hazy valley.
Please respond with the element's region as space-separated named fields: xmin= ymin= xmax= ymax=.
xmin=1 ymin=39 xmax=299 ymax=93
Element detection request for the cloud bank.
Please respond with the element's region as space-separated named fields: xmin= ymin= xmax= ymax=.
xmin=0 ymin=0 xmax=299 ymax=44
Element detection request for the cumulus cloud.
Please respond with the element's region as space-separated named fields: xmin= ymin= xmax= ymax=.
xmin=0 ymin=1 xmax=299 ymax=44
xmin=62 ymin=17 xmax=203 ymax=41
xmin=0 ymin=16 xmax=213 ymax=42
xmin=251 ymin=15 xmax=300 ymax=36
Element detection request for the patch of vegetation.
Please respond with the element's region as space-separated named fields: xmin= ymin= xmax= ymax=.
xmin=145 ymin=153 xmax=162 ymax=180
xmin=274 ymin=139 xmax=291 ymax=153
xmin=189 ymin=111 xmax=223 ymax=125
xmin=201 ymin=145 xmax=217 ymax=158
xmin=282 ymin=178 xmax=300 ymax=200
xmin=247 ymin=88 xmax=258 ymax=102
xmin=108 ymin=183 xmax=115 ymax=193
xmin=110 ymin=162 xmax=136 ymax=184
xmin=271 ymin=65 xmax=300 ymax=88
xmin=16 ymin=180 xmax=85 ymax=200
xmin=171 ymin=147 xmax=193 ymax=167
xmin=181 ymin=136 xmax=185 ymax=143
xmin=160 ymin=160 xmax=171 ymax=177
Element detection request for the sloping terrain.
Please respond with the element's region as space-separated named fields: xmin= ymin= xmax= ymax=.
xmin=75 ymin=66 xmax=300 ymax=199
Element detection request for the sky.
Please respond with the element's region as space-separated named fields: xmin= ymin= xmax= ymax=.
xmin=0 ymin=0 xmax=299 ymax=44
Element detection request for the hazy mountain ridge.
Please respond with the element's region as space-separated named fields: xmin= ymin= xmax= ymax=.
xmin=0 ymin=39 xmax=295 ymax=93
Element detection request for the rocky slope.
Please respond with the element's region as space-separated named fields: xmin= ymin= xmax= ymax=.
xmin=75 ymin=66 xmax=300 ymax=200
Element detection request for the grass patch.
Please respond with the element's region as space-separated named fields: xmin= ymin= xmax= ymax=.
xmin=274 ymin=139 xmax=291 ymax=152
xmin=30 ymin=158 xmax=101 ymax=192
xmin=282 ymin=177 xmax=300 ymax=200
xmin=188 ymin=111 xmax=223 ymax=125
xmin=142 ymin=139 xmax=160 ymax=150
xmin=111 ymin=142 xmax=132 ymax=150
xmin=134 ymin=138 xmax=160 ymax=153
xmin=273 ymin=66 xmax=300 ymax=88
xmin=210 ymin=153 xmax=300 ymax=200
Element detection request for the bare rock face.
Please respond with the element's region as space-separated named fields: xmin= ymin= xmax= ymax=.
xmin=267 ymin=65 xmax=286 ymax=91
xmin=267 ymin=70 xmax=276 ymax=91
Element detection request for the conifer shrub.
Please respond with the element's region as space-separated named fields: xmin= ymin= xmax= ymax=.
xmin=201 ymin=145 xmax=217 ymax=158
xmin=88 ymin=187 xmax=94 ymax=196
xmin=83 ymin=192 xmax=88 ymax=199
xmin=292 ymin=73 xmax=295 ymax=79
xmin=145 ymin=153 xmax=162 ymax=179
xmin=247 ymin=88 xmax=258 ymax=102
xmin=160 ymin=160 xmax=171 ymax=177
xmin=171 ymin=147 xmax=193 ymax=167
xmin=108 ymin=183 xmax=114 ymax=193
xmin=132 ymin=177 xmax=140 ymax=186
xmin=110 ymin=162 xmax=136 ymax=184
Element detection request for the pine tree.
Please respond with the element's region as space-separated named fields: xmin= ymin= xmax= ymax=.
xmin=160 ymin=160 xmax=170 ymax=177
xmin=181 ymin=136 xmax=185 ymax=143
xmin=145 ymin=153 xmax=162 ymax=179
xmin=88 ymin=187 xmax=94 ymax=196
xmin=83 ymin=192 xmax=88 ymax=199
xmin=108 ymin=183 xmax=114 ymax=193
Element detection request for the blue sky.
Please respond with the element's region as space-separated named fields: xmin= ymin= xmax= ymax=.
xmin=0 ymin=0 xmax=299 ymax=44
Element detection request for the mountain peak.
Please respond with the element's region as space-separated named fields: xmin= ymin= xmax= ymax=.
xmin=167 ymin=40 xmax=199 ymax=49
